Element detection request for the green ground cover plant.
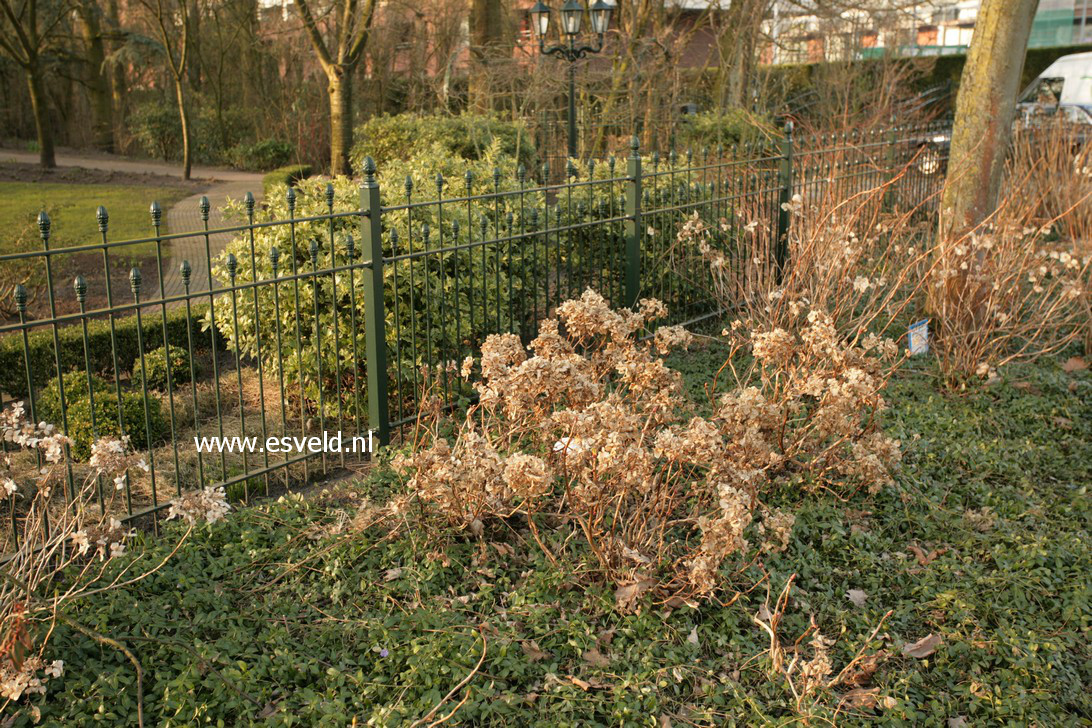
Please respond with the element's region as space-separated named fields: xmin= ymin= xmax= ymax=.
xmin=13 ymin=336 xmax=1089 ymax=726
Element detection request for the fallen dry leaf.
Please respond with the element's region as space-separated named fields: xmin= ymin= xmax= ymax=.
xmin=902 ymin=633 xmax=943 ymax=659
xmin=843 ymin=651 xmax=886 ymax=686
xmin=1053 ymin=416 xmax=1073 ymax=430
xmin=582 ymin=648 xmax=611 ymax=668
xmin=520 ymin=640 xmax=549 ymax=662
xmin=569 ymin=676 xmax=592 ymax=691
xmin=383 ymin=568 xmax=402 ymax=582
xmin=614 ymin=578 xmax=655 ymax=612
xmin=659 ymin=714 xmax=673 ymax=728
xmin=687 ymin=626 xmax=700 ymax=647
xmin=1062 ymin=356 xmax=1088 ymax=373
xmin=909 ymin=543 xmax=948 ymax=566
xmin=846 ymin=589 xmax=868 ymax=608
xmin=567 ymin=675 xmax=607 ymax=691
xmin=842 ymin=687 xmax=880 ymax=709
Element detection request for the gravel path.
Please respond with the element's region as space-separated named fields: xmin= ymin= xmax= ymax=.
xmin=0 ymin=147 xmax=264 ymax=299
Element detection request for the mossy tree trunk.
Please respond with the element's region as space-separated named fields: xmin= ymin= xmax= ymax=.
xmin=75 ymin=0 xmax=116 ymax=152
xmin=940 ymin=0 xmax=1038 ymax=237
xmin=328 ymin=66 xmax=353 ymax=176
xmin=0 ymin=0 xmax=61 ymax=167
xmin=295 ymin=0 xmax=379 ymax=176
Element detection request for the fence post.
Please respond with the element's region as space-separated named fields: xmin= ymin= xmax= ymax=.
xmin=360 ymin=156 xmax=390 ymax=447
xmin=624 ymin=136 xmax=642 ymax=308
xmin=775 ymin=120 xmax=794 ymax=283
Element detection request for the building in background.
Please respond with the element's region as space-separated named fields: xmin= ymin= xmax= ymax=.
xmin=765 ymin=0 xmax=1092 ymax=64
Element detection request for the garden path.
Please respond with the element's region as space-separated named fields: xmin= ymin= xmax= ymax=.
xmin=0 ymin=147 xmax=264 ymax=299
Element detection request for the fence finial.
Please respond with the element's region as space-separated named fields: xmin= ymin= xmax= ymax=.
xmin=96 ymin=205 xmax=109 ymax=233
xmin=13 ymin=284 xmax=26 ymax=312
xmin=309 ymin=240 xmax=319 ymax=264
xmin=73 ymin=275 xmax=87 ymax=302
xmin=346 ymin=233 xmax=355 ymax=259
xmin=286 ymin=185 xmax=296 ymax=211
xmin=363 ymin=157 xmax=377 ymax=188
xmin=150 ymin=200 xmax=162 ymax=226
xmin=180 ymin=260 xmax=192 ymax=288
xmin=245 ymin=191 xmax=256 ymax=217
xmin=324 ymin=183 xmax=334 ymax=209
xmin=226 ymin=253 xmax=237 ymax=280
xmin=629 ymin=135 xmax=640 ymax=157
xmin=268 ymin=247 xmax=279 ymax=274
xmin=129 ymin=267 xmax=142 ymax=296
xmin=199 ymin=195 xmax=210 ymax=222
xmin=37 ymin=211 xmax=50 ymax=241
xmin=784 ymin=119 xmax=794 ymax=138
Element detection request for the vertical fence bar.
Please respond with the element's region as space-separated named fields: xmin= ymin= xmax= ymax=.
xmin=360 ymin=157 xmax=390 ymax=446
xmin=624 ymin=136 xmax=642 ymax=308
xmin=775 ymin=120 xmax=794 ymax=283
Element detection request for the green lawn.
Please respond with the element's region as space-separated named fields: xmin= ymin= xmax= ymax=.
xmin=0 ymin=182 xmax=191 ymax=257
xmin=11 ymin=344 xmax=1091 ymax=726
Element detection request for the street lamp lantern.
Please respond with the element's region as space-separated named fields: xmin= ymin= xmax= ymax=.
xmin=529 ymin=1 xmax=551 ymax=37
xmin=533 ymin=0 xmax=614 ymax=159
xmin=560 ymin=0 xmax=584 ymax=36
xmin=589 ymin=0 xmax=612 ymax=36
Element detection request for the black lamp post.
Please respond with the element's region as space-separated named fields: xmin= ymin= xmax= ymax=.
xmin=530 ymin=0 xmax=614 ymax=159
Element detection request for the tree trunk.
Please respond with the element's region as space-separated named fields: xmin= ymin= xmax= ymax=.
xmin=939 ymin=0 xmax=1038 ymax=237
xmin=328 ymin=66 xmax=353 ymax=176
xmin=107 ymin=0 xmax=127 ymax=143
xmin=76 ymin=0 xmax=116 ymax=152
xmin=468 ymin=0 xmax=509 ymax=113
xmin=174 ymin=78 xmax=192 ymax=180
xmin=26 ymin=66 xmax=56 ymax=168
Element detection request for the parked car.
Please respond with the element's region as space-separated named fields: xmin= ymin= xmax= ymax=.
xmin=1017 ymin=51 xmax=1092 ymax=123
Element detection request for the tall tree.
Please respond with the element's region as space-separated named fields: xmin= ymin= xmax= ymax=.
xmin=139 ymin=0 xmax=194 ymax=178
xmin=468 ymin=0 xmax=510 ymax=113
xmin=712 ymin=0 xmax=769 ymax=110
xmin=294 ymin=0 xmax=379 ymax=175
xmin=0 ymin=0 xmax=70 ymax=167
xmin=74 ymin=0 xmax=116 ymax=151
xmin=940 ymin=0 xmax=1039 ymax=236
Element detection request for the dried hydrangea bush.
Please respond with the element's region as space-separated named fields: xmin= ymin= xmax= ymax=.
xmin=393 ymin=289 xmax=901 ymax=606
xmin=0 ymin=403 xmax=227 ymax=714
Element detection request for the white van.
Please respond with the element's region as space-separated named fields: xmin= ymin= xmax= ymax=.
xmin=1018 ymin=51 xmax=1092 ymax=123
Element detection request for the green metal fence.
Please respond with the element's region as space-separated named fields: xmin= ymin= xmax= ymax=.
xmin=0 ymin=121 xmax=950 ymax=542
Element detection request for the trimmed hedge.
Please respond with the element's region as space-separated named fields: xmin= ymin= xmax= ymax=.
xmin=35 ymin=371 xmax=168 ymax=460
xmin=132 ymin=344 xmax=202 ymax=392
xmin=0 ymin=304 xmax=223 ymax=399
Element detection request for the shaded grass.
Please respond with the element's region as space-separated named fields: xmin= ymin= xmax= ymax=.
xmin=10 ymin=348 xmax=1091 ymax=726
xmin=0 ymin=182 xmax=191 ymax=257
